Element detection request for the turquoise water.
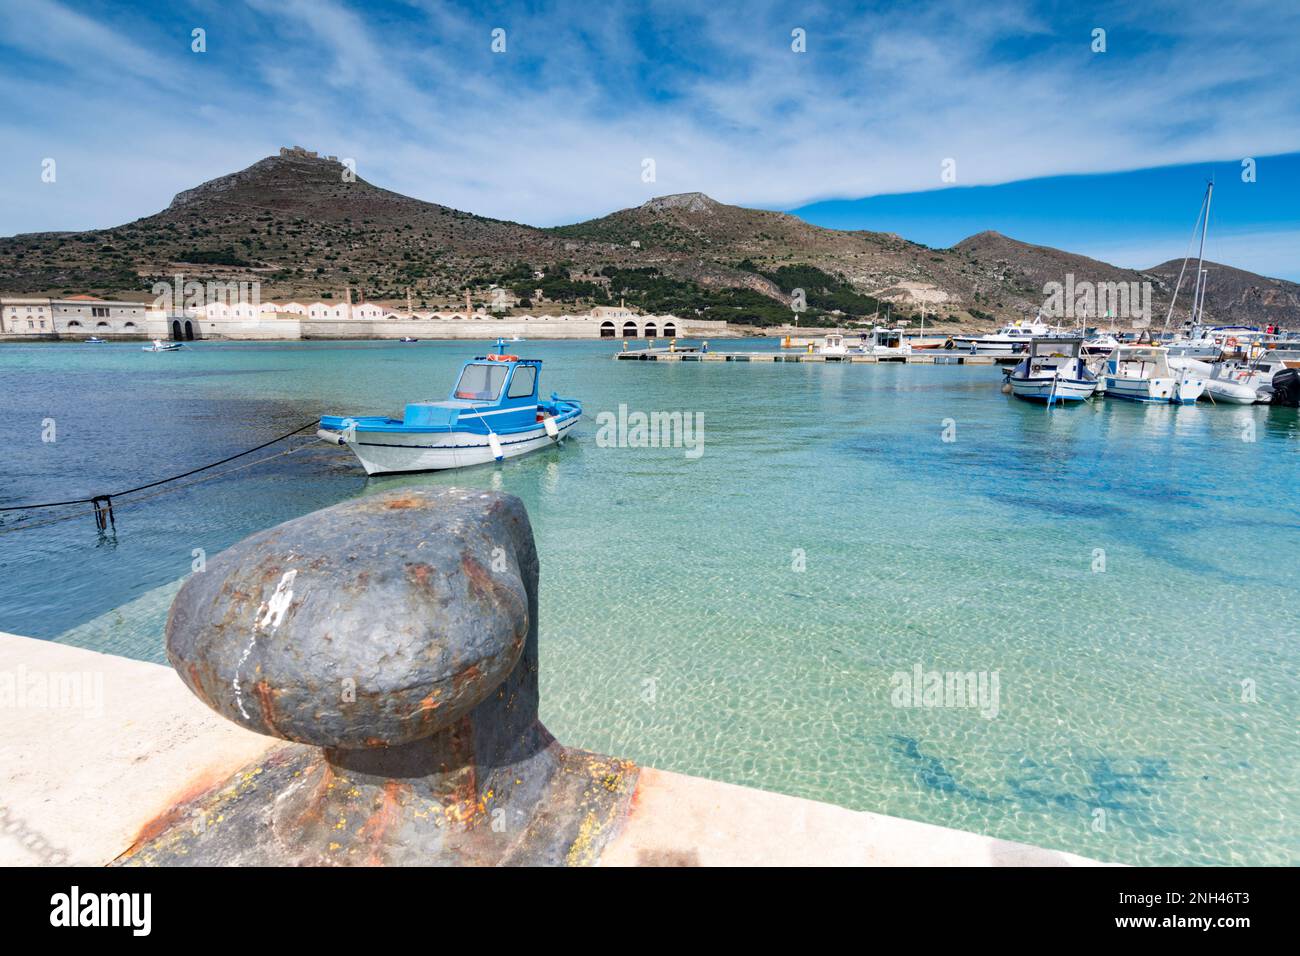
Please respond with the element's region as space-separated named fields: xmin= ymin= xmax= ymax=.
xmin=2 ymin=339 xmax=1296 ymax=865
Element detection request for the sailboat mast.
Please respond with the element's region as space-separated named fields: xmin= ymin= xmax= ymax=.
xmin=1191 ymin=180 xmax=1213 ymax=324
xmin=1162 ymin=182 xmax=1211 ymax=332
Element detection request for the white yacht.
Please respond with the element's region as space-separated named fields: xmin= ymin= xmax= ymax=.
xmin=953 ymin=317 xmax=1062 ymax=355
xmin=863 ymin=326 xmax=912 ymax=358
xmin=1102 ymin=346 xmax=1205 ymax=404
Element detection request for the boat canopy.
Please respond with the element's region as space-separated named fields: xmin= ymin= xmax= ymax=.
xmin=1108 ymin=345 xmax=1174 ymax=375
xmin=1026 ymin=336 xmax=1084 ymax=358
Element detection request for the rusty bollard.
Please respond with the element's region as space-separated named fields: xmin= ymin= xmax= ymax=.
xmin=119 ymin=488 xmax=637 ymax=866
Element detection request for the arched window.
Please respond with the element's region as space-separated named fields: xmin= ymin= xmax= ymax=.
xmin=622 ymin=320 xmax=637 ymax=337
xmin=600 ymin=321 xmax=615 ymax=338
xmin=123 ymin=322 xmax=136 ymax=329
xmin=67 ymin=320 xmax=82 ymax=328
xmin=171 ymin=320 xmax=182 ymax=340
xmin=662 ymin=323 xmax=676 ymax=337
xmin=96 ymin=321 xmax=110 ymax=329
xmin=643 ymin=322 xmax=657 ymax=338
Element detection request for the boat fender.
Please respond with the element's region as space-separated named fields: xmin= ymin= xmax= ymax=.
xmin=488 ymin=433 xmax=505 ymax=461
xmin=542 ymin=415 xmax=560 ymax=439
xmin=1001 ymin=381 xmax=1012 ymax=394
xmin=316 ymin=428 xmax=346 ymax=445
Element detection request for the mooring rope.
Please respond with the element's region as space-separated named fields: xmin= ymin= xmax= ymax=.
xmin=0 ymin=420 xmax=320 ymax=532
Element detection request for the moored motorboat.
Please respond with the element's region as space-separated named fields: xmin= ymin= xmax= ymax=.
xmin=863 ymin=326 xmax=912 ymax=358
xmin=1004 ymin=337 xmax=1097 ymax=404
xmin=812 ymin=332 xmax=857 ymax=355
xmin=1082 ymin=331 xmax=1122 ymax=356
xmin=1168 ymin=356 xmax=1263 ymax=404
xmin=1102 ymin=345 xmax=1204 ymax=404
xmin=317 ymin=340 xmax=580 ymax=475
xmin=85 ymin=336 xmax=108 ymax=344
xmin=399 ymin=336 xmax=418 ymax=343
xmin=953 ymin=316 xmax=1065 ymax=355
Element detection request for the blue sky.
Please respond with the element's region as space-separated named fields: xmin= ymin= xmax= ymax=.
xmin=1 ymin=0 xmax=1298 ymax=277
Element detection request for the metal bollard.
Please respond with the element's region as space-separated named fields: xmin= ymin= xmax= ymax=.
xmin=120 ymin=488 xmax=637 ymax=866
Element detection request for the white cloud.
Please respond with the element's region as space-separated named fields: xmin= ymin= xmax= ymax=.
xmin=1 ymin=0 xmax=1299 ymax=243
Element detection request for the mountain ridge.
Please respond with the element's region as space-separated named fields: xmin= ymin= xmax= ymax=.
xmin=1 ymin=152 xmax=1296 ymax=327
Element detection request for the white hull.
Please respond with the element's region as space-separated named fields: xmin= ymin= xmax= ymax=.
xmin=1102 ymin=375 xmax=1204 ymax=404
xmin=1169 ymin=357 xmax=1266 ymax=404
xmin=1008 ymin=376 xmax=1097 ymax=402
xmin=1202 ymin=379 xmax=1261 ymax=404
xmin=1165 ymin=344 xmax=1221 ymax=360
xmin=956 ymin=339 xmax=1030 ymax=355
xmin=339 ymin=418 xmax=577 ymax=475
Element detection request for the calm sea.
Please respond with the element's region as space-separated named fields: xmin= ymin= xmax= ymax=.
xmin=1 ymin=338 xmax=1296 ymax=865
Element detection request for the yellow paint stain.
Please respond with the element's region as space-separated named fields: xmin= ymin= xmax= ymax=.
xmin=565 ymin=811 xmax=602 ymax=867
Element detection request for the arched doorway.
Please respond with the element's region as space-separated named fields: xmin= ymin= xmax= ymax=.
xmin=171 ymin=320 xmax=182 ymax=340
xmin=662 ymin=323 xmax=677 ymax=337
xmin=622 ymin=321 xmax=637 ymax=338
xmin=183 ymin=320 xmax=195 ymax=340
xmin=643 ymin=322 xmax=657 ymax=338
xmin=600 ymin=321 xmax=615 ymax=338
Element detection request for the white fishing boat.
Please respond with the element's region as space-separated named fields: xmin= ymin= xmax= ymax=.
xmin=1004 ymin=337 xmax=1098 ymax=404
xmin=863 ymin=326 xmax=912 ymax=358
xmin=1102 ymin=345 xmax=1205 ymax=404
xmin=142 ymin=339 xmax=183 ymax=352
xmin=953 ymin=316 xmax=1063 ymax=355
xmin=318 ymin=341 xmax=580 ymax=475
xmin=814 ymin=333 xmax=857 ymax=355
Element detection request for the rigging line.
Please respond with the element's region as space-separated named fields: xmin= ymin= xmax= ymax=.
xmin=0 ymin=420 xmax=320 ymax=514
xmin=1163 ymin=185 xmax=1211 ymax=332
xmin=0 ymin=443 xmax=317 ymax=536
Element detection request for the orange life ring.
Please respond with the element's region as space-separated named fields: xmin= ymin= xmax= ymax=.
xmin=485 ymin=353 xmax=519 ymax=362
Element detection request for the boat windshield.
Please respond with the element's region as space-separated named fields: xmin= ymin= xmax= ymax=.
xmin=454 ymin=363 xmax=509 ymax=401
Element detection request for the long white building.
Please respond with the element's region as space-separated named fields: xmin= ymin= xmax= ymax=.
xmin=0 ymin=293 xmax=731 ymax=340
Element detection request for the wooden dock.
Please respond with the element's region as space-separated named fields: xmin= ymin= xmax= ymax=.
xmin=615 ymin=349 xmax=1008 ymax=365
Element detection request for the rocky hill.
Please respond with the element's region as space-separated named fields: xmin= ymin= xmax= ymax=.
xmin=1 ymin=151 xmax=1296 ymax=328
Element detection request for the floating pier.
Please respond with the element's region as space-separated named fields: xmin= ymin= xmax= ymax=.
xmin=616 ymin=348 xmax=1007 ymax=365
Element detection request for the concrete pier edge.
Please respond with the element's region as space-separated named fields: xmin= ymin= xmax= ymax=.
xmin=0 ymin=630 xmax=1108 ymax=867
